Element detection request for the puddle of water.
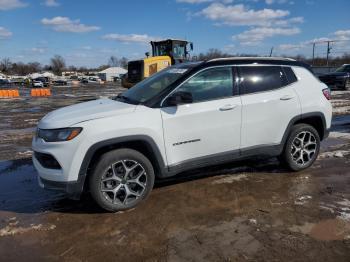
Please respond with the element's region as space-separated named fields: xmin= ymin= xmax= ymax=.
xmin=290 ymin=219 xmax=350 ymax=241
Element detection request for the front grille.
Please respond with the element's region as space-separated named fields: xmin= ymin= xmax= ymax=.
xmin=34 ymin=152 xmax=61 ymax=170
xmin=128 ymin=60 xmax=144 ymax=83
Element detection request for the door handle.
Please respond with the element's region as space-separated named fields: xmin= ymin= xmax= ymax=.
xmin=280 ymin=95 xmax=294 ymax=101
xmin=219 ymin=104 xmax=237 ymax=111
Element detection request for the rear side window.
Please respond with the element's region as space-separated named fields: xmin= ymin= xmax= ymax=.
xmin=238 ymin=66 xmax=288 ymax=95
xmin=283 ymin=67 xmax=298 ymax=84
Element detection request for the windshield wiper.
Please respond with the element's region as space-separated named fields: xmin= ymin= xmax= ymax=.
xmin=114 ymin=94 xmax=140 ymax=104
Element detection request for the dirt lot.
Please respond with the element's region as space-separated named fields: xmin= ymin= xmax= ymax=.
xmin=0 ymin=84 xmax=350 ymax=261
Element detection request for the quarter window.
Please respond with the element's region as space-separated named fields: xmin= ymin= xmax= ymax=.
xmin=283 ymin=67 xmax=298 ymax=84
xmin=176 ymin=67 xmax=234 ymax=102
xmin=238 ymin=66 xmax=288 ymax=95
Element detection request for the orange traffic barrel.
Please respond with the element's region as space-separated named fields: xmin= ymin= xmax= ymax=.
xmin=0 ymin=89 xmax=19 ymax=98
xmin=30 ymin=88 xmax=51 ymax=97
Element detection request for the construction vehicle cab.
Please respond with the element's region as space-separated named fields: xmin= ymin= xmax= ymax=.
xmin=122 ymin=39 xmax=193 ymax=88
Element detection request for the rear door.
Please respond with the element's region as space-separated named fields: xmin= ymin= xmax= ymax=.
xmin=161 ymin=66 xmax=242 ymax=166
xmin=238 ymin=65 xmax=301 ymax=149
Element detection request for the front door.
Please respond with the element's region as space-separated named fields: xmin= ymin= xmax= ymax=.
xmin=161 ymin=66 xmax=242 ymax=166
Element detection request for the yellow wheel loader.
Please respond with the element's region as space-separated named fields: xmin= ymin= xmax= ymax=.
xmin=122 ymin=39 xmax=193 ymax=88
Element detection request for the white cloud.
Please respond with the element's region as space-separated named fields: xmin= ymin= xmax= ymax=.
xmin=198 ymin=3 xmax=291 ymax=26
xmin=30 ymin=47 xmax=46 ymax=54
xmin=42 ymin=0 xmax=60 ymax=7
xmin=102 ymin=33 xmax=160 ymax=43
xmin=233 ymin=27 xmax=300 ymax=46
xmin=0 ymin=0 xmax=27 ymax=10
xmin=278 ymin=29 xmax=350 ymax=53
xmin=265 ymin=0 xmax=289 ymax=4
xmin=0 ymin=26 xmax=12 ymax=39
xmin=176 ymin=0 xmax=233 ymax=3
xmin=81 ymin=46 xmax=92 ymax=50
xmin=41 ymin=16 xmax=100 ymax=33
xmin=177 ymin=0 xmax=212 ymax=3
xmin=334 ymin=29 xmax=350 ymax=41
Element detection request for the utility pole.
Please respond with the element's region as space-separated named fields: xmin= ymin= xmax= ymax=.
xmin=312 ymin=42 xmax=316 ymax=66
xmin=326 ymin=41 xmax=332 ymax=66
xmin=269 ymin=47 xmax=274 ymax=57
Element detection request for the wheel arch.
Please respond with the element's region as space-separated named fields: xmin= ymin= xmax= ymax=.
xmin=282 ymin=112 xmax=328 ymax=146
xmin=78 ymin=135 xmax=167 ymax=191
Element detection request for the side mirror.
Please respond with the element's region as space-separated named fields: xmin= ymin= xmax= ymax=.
xmin=190 ymin=43 xmax=193 ymax=51
xmin=145 ymin=52 xmax=150 ymax=58
xmin=165 ymin=91 xmax=193 ymax=107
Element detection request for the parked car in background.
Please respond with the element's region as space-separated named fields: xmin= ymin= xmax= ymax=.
xmin=34 ymin=77 xmax=50 ymax=87
xmin=0 ymin=79 xmax=11 ymax=86
xmin=319 ymin=64 xmax=350 ymax=90
xmin=32 ymin=80 xmax=44 ymax=88
xmin=53 ymin=79 xmax=68 ymax=86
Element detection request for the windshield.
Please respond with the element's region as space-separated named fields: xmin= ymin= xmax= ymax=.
xmin=335 ymin=65 xmax=350 ymax=73
xmin=120 ymin=66 xmax=190 ymax=104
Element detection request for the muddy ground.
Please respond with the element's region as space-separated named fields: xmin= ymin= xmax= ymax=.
xmin=0 ymin=84 xmax=350 ymax=261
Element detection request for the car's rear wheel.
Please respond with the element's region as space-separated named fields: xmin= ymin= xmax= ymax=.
xmin=344 ymin=79 xmax=350 ymax=90
xmin=89 ymin=148 xmax=155 ymax=212
xmin=281 ymin=124 xmax=320 ymax=171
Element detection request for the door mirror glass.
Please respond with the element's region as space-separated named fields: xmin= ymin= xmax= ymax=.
xmin=165 ymin=91 xmax=193 ymax=107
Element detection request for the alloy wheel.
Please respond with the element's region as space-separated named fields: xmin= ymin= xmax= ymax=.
xmin=100 ymin=159 xmax=147 ymax=205
xmin=290 ymin=131 xmax=317 ymax=166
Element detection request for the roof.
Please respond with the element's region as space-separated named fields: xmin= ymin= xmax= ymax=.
xmin=202 ymin=57 xmax=311 ymax=71
xmin=209 ymin=57 xmax=296 ymax=62
xmin=150 ymin=38 xmax=190 ymax=43
xmin=99 ymin=67 xmax=127 ymax=74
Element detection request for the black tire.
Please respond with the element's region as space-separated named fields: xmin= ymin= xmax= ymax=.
xmin=89 ymin=148 xmax=155 ymax=212
xmin=344 ymin=79 xmax=350 ymax=91
xmin=280 ymin=124 xmax=320 ymax=171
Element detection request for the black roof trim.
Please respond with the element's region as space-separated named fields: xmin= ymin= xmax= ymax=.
xmin=203 ymin=58 xmax=312 ymax=69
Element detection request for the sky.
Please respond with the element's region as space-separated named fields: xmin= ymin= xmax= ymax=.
xmin=0 ymin=0 xmax=349 ymax=67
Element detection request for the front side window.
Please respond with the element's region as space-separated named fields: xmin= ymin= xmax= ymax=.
xmin=176 ymin=67 xmax=234 ymax=103
xmin=239 ymin=66 xmax=288 ymax=95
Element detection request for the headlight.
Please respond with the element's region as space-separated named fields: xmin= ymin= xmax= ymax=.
xmin=38 ymin=127 xmax=82 ymax=142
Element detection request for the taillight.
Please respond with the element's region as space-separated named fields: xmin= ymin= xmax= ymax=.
xmin=322 ymin=88 xmax=331 ymax=100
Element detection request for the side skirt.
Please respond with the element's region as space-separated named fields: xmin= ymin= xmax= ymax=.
xmin=160 ymin=144 xmax=283 ymax=178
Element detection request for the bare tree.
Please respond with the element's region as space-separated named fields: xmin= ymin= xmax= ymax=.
xmin=119 ymin=57 xmax=128 ymax=69
xmin=50 ymin=55 xmax=66 ymax=75
xmin=0 ymin=58 xmax=12 ymax=73
xmin=108 ymin=56 xmax=119 ymax=67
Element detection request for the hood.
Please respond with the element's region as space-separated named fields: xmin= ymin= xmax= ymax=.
xmin=39 ymin=98 xmax=136 ymax=129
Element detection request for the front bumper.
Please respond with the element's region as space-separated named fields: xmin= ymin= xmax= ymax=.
xmin=38 ymin=175 xmax=85 ymax=199
xmin=32 ymin=134 xmax=88 ymax=199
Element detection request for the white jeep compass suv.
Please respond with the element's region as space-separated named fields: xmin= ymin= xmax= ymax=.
xmin=32 ymin=57 xmax=332 ymax=212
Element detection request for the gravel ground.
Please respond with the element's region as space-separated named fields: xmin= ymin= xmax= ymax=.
xmin=0 ymin=84 xmax=350 ymax=261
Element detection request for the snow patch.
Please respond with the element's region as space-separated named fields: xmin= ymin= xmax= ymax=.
xmin=212 ymin=174 xmax=248 ymax=184
xmin=319 ymin=150 xmax=350 ymax=159
xmin=295 ymin=195 xmax=312 ymax=205
xmin=329 ymin=132 xmax=350 ymax=140
xmin=0 ymin=220 xmax=56 ymax=237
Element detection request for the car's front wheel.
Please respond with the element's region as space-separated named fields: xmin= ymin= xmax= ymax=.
xmin=281 ymin=124 xmax=320 ymax=171
xmin=89 ymin=148 xmax=155 ymax=212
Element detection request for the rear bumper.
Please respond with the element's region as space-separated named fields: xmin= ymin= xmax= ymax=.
xmin=38 ymin=175 xmax=85 ymax=200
